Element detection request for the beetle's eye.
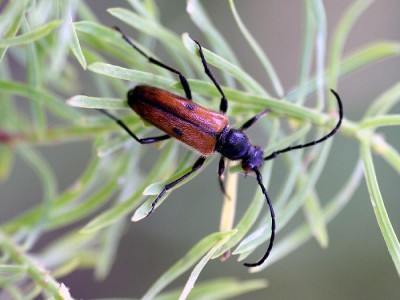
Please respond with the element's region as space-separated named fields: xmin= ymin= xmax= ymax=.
xmin=127 ymin=89 xmax=135 ymax=99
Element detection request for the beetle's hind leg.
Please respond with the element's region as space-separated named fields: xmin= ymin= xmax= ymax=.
xmin=114 ymin=26 xmax=192 ymax=100
xmin=98 ymin=109 xmax=170 ymax=144
xmin=146 ymin=156 xmax=206 ymax=216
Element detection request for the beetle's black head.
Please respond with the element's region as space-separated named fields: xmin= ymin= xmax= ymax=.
xmin=241 ymin=145 xmax=264 ymax=173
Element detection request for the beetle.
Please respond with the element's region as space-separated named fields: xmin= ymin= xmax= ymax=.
xmin=98 ymin=27 xmax=343 ymax=267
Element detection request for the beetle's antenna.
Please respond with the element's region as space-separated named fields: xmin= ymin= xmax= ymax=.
xmin=243 ymin=168 xmax=275 ymax=267
xmin=264 ymin=89 xmax=343 ymax=161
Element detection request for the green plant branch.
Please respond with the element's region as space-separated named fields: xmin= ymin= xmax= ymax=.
xmin=0 ymin=231 xmax=68 ymax=300
xmin=358 ymin=115 xmax=400 ymax=129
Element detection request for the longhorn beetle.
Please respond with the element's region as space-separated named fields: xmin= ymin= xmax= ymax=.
xmin=98 ymin=27 xmax=343 ymax=267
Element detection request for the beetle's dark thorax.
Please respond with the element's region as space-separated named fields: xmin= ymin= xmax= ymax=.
xmin=216 ymin=127 xmax=264 ymax=171
xmin=216 ymin=127 xmax=250 ymax=160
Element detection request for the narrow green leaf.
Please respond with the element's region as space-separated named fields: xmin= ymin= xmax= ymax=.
xmin=157 ymin=278 xmax=267 ymax=300
xmin=287 ymin=42 xmax=400 ymax=101
xmin=80 ymin=142 xmax=177 ymax=233
xmin=297 ymin=1 xmax=315 ymax=105
xmin=377 ymin=142 xmax=400 ymax=175
xmin=364 ymin=82 xmax=400 ymax=118
xmin=179 ymin=232 xmax=235 ymax=300
xmin=95 ymin=220 xmax=125 ymax=280
xmin=341 ymin=42 xmax=400 ymax=77
xmin=39 ymin=230 xmax=98 ymax=265
xmin=361 ymin=142 xmax=400 ymax=276
xmin=329 ymin=0 xmax=374 ymax=88
xmin=51 ymin=258 xmax=81 ymax=279
xmin=2 ymin=155 xmax=102 ymax=233
xmin=308 ymin=0 xmax=327 ymax=109
xmin=96 ymin=134 xmax=133 ymax=157
xmin=273 ymin=150 xmax=304 ymax=210
xmin=74 ymin=21 xmax=120 ymax=40
xmin=76 ymin=1 xmax=99 ymax=22
xmin=66 ymin=95 xmax=127 ymax=109
xmin=24 ymin=19 xmax=47 ymax=137
xmin=79 ymin=186 xmax=141 ymax=234
xmin=49 ymin=1 xmax=80 ymax=75
xmin=108 ymin=7 xmax=198 ymax=76
xmin=303 ymin=191 xmax=328 ymax=248
xmin=187 ymin=0 xmax=238 ymax=65
xmin=127 ymin=0 xmax=159 ymax=20
xmin=0 ymin=20 xmax=61 ymax=48
xmin=0 ymin=1 xmax=27 ymax=36
xmin=229 ymin=0 xmax=283 ymax=97
xmin=142 ymin=231 xmax=236 ymax=300
xmin=278 ymin=140 xmax=332 ymax=231
xmin=49 ymin=178 xmax=116 ymax=229
xmin=0 ymin=231 xmax=65 ymax=299
xmin=108 ymin=7 xmax=175 ymax=46
xmin=0 ymin=80 xmax=78 ymax=121
xmin=16 ymin=145 xmax=57 ymax=248
xmin=156 ymin=278 xmax=267 ymax=300
xmin=88 ymin=62 xmax=175 ymax=90
xmin=70 ymin=22 xmax=87 ymax=69
xmin=74 ymin=21 xmax=141 ymax=68
xmin=0 ymin=0 xmax=28 ymax=61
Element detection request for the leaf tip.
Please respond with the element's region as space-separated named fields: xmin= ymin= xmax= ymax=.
xmin=131 ymin=211 xmax=145 ymax=222
xmin=65 ymin=96 xmax=79 ymax=107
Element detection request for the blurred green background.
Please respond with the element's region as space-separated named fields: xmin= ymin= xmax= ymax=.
xmin=1 ymin=0 xmax=399 ymax=299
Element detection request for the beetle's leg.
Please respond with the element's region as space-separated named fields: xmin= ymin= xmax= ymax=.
xmin=98 ymin=109 xmax=170 ymax=144
xmin=240 ymin=109 xmax=271 ymax=131
xmin=193 ymin=40 xmax=228 ymax=114
xmin=147 ymin=156 xmax=206 ymax=216
xmin=114 ymin=26 xmax=192 ymax=100
xmin=218 ymin=156 xmax=230 ymax=198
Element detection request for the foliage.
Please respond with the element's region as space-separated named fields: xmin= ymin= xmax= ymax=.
xmin=0 ymin=0 xmax=399 ymax=299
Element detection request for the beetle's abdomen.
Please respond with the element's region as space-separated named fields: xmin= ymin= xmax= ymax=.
xmin=128 ymin=85 xmax=229 ymax=156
